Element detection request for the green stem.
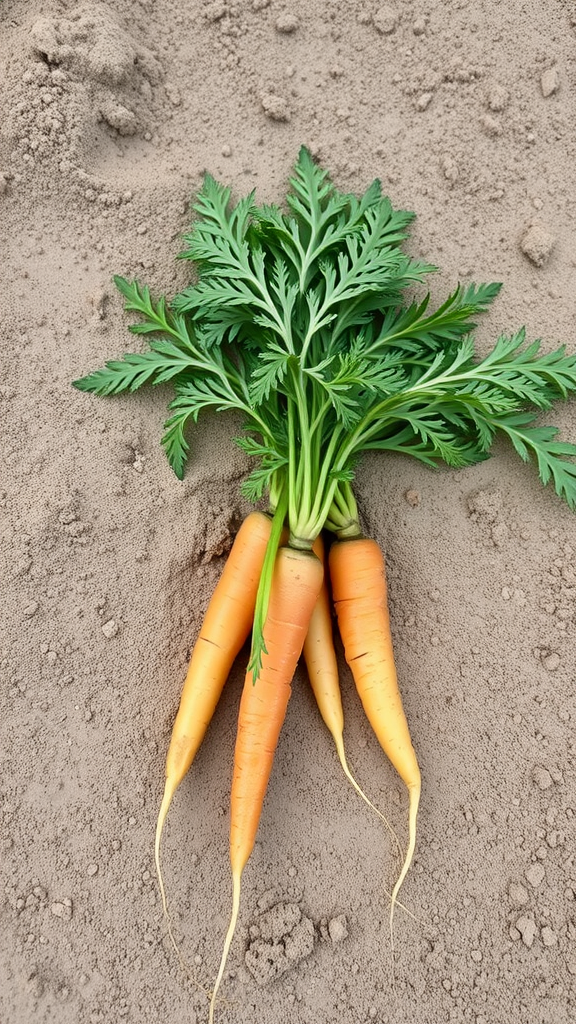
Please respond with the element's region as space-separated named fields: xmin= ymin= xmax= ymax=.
xmin=247 ymin=486 xmax=289 ymax=682
xmin=295 ymin=420 xmax=346 ymax=538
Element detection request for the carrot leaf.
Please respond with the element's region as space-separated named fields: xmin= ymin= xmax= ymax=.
xmin=74 ymin=147 xmax=576 ymax=523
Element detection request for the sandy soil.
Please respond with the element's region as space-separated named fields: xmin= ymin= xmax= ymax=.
xmin=2 ymin=2 xmax=576 ymax=1022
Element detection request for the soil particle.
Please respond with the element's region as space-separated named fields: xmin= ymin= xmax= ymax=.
xmin=540 ymin=66 xmax=560 ymax=97
xmin=373 ymin=6 xmax=399 ymax=35
xmin=275 ymin=14 xmax=299 ymax=34
xmin=520 ymin=220 xmax=556 ymax=267
xmin=480 ymin=114 xmax=502 ymax=137
xmin=440 ymin=154 xmax=459 ymax=184
xmin=328 ymin=915 xmax=348 ymax=944
xmin=525 ymin=863 xmax=546 ymax=888
xmin=514 ymin=915 xmax=537 ymax=948
xmin=405 ymin=488 xmax=421 ymax=507
xmin=532 ymin=765 xmax=554 ymax=790
xmin=487 ymin=82 xmax=508 ymax=111
xmin=51 ymin=899 xmax=73 ymax=921
xmin=509 ymin=882 xmax=529 ymax=906
xmin=260 ymin=93 xmax=291 ymax=122
xmin=245 ymin=903 xmax=316 ymax=985
xmin=99 ymin=99 xmax=138 ymax=136
xmin=416 ymin=92 xmax=434 ymax=111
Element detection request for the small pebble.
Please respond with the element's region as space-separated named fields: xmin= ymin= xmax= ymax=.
xmin=328 ymin=915 xmax=348 ymax=944
xmin=532 ymin=765 xmax=553 ymax=790
xmin=51 ymin=899 xmax=72 ymax=921
xmin=204 ymin=1 xmax=226 ymax=21
xmin=521 ymin=221 xmax=556 ymax=268
xmin=541 ymin=651 xmax=560 ymax=672
xmin=100 ymin=101 xmax=137 ymax=136
xmin=515 ymin=915 xmax=537 ymax=948
xmin=541 ymin=926 xmax=557 ymax=947
xmin=24 ymin=601 xmax=39 ymax=618
xmin=416 ymin=92 xmax=433 ymax=111
xmin=405 ymin=489 xmax=420 ymax=507
xmin=260 ymin=93 xmax=290 ymax=122
xmin=373 ymin=5 xmax=398 ymax=34
xmin=221 ymin=144 xmax=232 ymax=157
xmin=412 ymin=16 xmax=426 ymax=35
xmin=540 ymin=67 xmax=559 ymax=97
xmin=101 ymin=619 xmax=119 ymax=639
xmin=526 ymin=862 xmax=545 ymax=888
xmin=87 ymin=864 xmax=98 ymax=876
xmin=275 ymin=13 xmax=299 ymax=33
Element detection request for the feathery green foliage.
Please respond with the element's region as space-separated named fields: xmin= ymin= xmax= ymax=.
xmin=74 ymin=146 xmax=576 ymax=520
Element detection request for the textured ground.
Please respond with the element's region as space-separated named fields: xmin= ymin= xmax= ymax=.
xmin=1 ymin=2 xmax=576 ymax=1023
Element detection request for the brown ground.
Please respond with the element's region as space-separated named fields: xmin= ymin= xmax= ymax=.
xmin=2 ymin=2 xmax=576 ymax=1023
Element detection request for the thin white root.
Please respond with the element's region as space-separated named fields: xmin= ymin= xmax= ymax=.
xmin=155 ymin=780 xmax=175 ymax=919
xmin=382 ymin=885 xmax=422 ymax=925
xmin=209 ymin=869 xmax=242 ymax=1024
xmin=155 ymin=779 xmax=210 ymax=997
xmin=334 ymin=736 xmax=403 ymax=860
xmin=389 ymin=780 xmax=421 ymax=950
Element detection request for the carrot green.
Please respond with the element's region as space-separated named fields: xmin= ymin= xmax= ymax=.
xmin=74 ymin=146 xmax=576 ymax=661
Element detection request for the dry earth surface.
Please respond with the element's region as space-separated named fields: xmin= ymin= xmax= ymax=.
xmin=2 ymin=1 xmax=576 ymax=1023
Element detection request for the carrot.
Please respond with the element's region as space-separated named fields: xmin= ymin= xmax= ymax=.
xmin=303 ymin=535 xmax=401 ymax=851
xmin=155 ymin=510 xmax=273 ymax=920
xmin=208 ymin=545 xmax=324 ymax=1023
xmin=328 ymin=535 xmax=421 ymax=932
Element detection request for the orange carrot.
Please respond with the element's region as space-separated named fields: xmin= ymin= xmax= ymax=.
xmin=209 ymin=545 xmax=324 ymax=1022
xmin=155 ymin=510 xmax=273 ymax=919
xmin=303 ymin=536 xmax=401 ymax=850
xmin=328 ymin=536 xmax=421 ymax=930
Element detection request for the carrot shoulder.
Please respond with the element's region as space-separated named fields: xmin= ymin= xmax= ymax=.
xmin=209 ymin=544 xmax=323 ymax=1022
xmin=329 ymin=536 xmax=421 ymax=929
xmin=155 ymin=510 xmax=273 ymax=917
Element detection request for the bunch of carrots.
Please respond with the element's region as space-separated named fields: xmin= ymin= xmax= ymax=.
xmin=74 ymin=148 xmax=576 ymax=1020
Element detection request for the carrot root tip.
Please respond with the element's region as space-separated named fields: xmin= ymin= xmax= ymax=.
xmin=155 ymin=779 xmax=177 ymax=919
xmin=209 ymin=868 xmax=242 ymax=1024
xmin=389 ymin=780 xmax=421 ymax=945
xmin=334 ymin=736 xmax=403 ymax=858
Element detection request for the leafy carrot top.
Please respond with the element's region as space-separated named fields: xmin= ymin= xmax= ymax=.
xmin=74 ymin=146 xmax=576 ymax=530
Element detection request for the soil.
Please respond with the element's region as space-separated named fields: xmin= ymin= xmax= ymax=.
xmin=2 ymin=2 xmax=576 ymax=1023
